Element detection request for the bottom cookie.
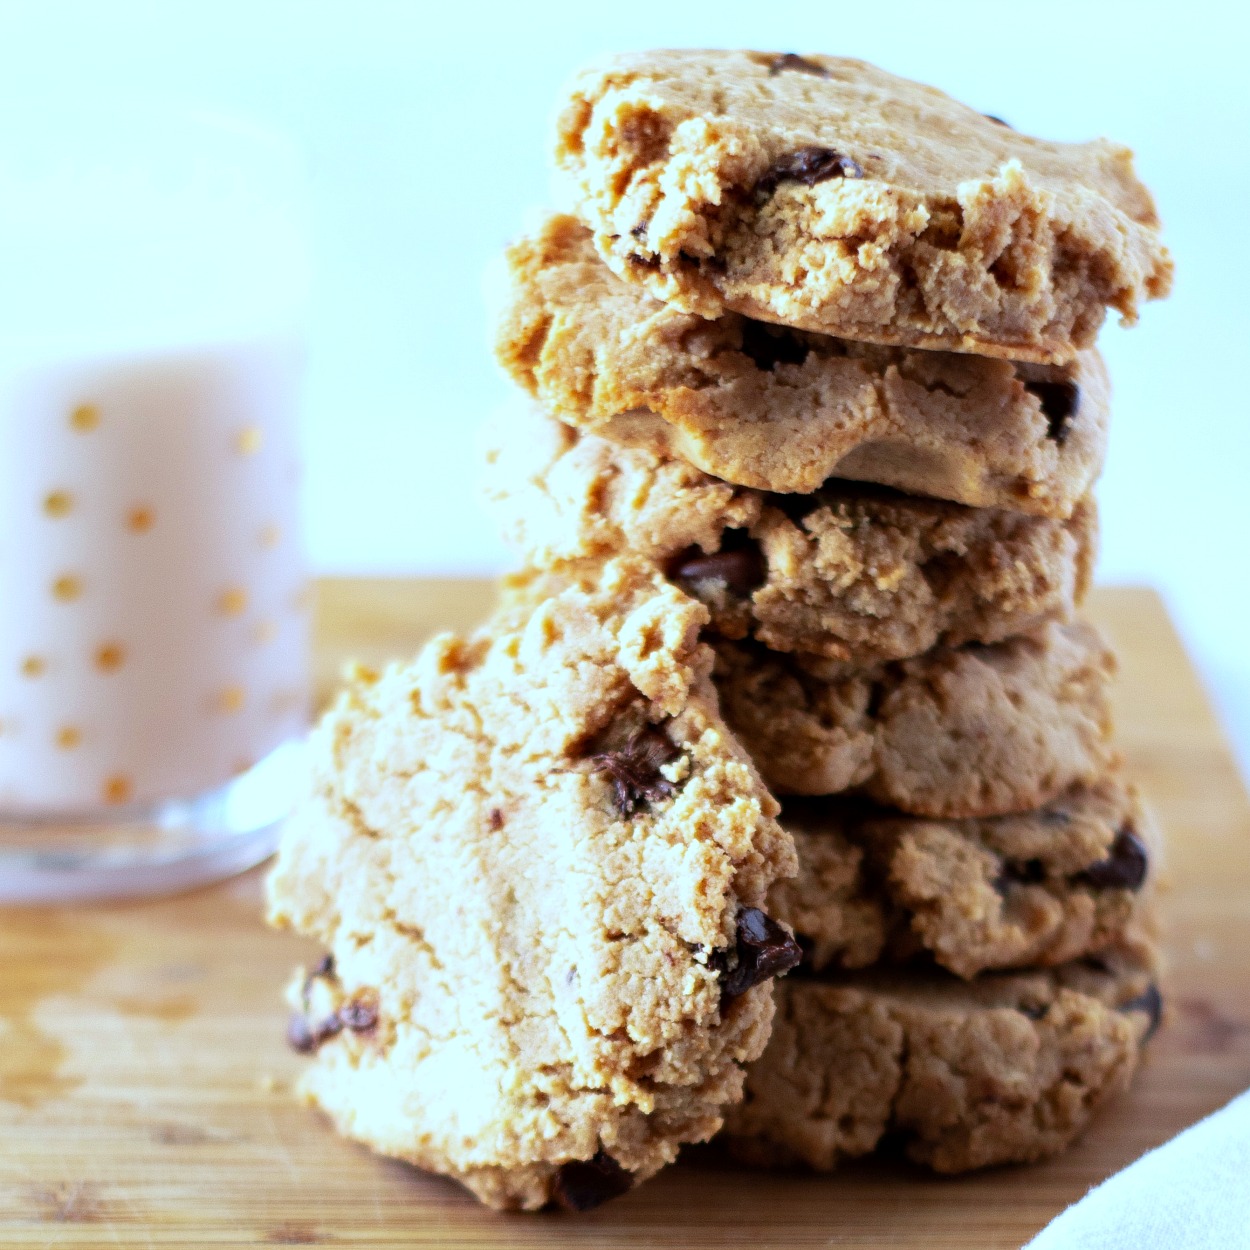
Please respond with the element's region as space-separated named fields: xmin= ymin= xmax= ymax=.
xmin=721 ymin=946 xmax=1160 ymax=1174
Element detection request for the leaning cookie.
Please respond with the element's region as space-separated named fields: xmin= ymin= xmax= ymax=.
xmin=267 ymin=558 xmax=799 ymax=1211
xmin=555 ymin=51 xmax=1171 ymax=361
xmin=496 ymin=215 xmax=1108 ymax=510
xmin=770 ymin=773 xmax=1157 ymax=979
xmin=721 ymin=943 xmax=1162 ymax=1173
xmin=484 ymin=402 xmax=1096 ymax=664
xmin=714 ymin=621 xmax=1117 ymax=817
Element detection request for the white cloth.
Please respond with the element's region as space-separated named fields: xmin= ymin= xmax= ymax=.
xmin=1027 ymin=1090 xmax=1250 ymax=1249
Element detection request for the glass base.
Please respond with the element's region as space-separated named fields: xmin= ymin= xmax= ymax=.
xmin=0 ymin=740 xmax=305 ymax=904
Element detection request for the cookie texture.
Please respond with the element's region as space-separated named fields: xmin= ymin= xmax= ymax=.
xmin=771 ymin=774 xmax=1155 ymax=979
xmin=267 ymin=559 xmax=798 ymax=1211
xmin=556 ymin=51 xmax=1171 ymax=362
xmin=484 ymin=402 xmax=1096 ymax=664
xmin=721 ymin=945 xmax=1161 ymax=1173
xmin=714 ymin=621 xmax=1117 ymax=816
xmin=496 ymin=215 xmax=1109 ymax=509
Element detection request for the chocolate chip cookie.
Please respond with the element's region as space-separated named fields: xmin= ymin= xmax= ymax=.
xmin=496 ymin=215 xmax=1108 ymax=508
xmin=555 ymin=51 xmax=1171 ymax=361
xmin=770 ymin=773 xmax=1155 ymax=978
xmin=714 ymin=621 xmax=1117 ymax=816
xmin=485 ymin=402 xmax=1096 ymax=664
xmin=267 ymin=558 xmax=798 ymax=1210
xmin=722 ymin=943 xmax=1161 ymax=1172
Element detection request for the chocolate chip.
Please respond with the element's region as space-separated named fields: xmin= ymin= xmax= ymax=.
xmin=1025 ymin=379 xmax=1081 ymax=444
xmin=286 ymin=1013 xmax=319 ymax=1053
xmin=488 ymin=807 xmax=505 ymax=831
xmin=550 ymin=1151 xmax=632 ymax=1212
xmin=668 ymin=539 xmax=766 ymax=597
xmin=755 ymin=146 xmax=864 ymax=196
xmin=310 ymin=954 xmax=335 ymax=981
xmin=738 ymin=319 xmax=811 ymax=371
xmin=984 ymin=113 xmax=1014 ymax=129
xmin=714 ymin=908 xmax=803 ymax=1002
xmin=338 ymin=995 xmax=379 ymax=1033
xmin=1019 ymin=1001 xmax=1050 ymax=1021
xmin=587 ymin=722 xmax=682 ymax=817
xmin=1121 ymin=982 xmax=1163 ymax=1041
xmin=286 ymin=1011 xmax=341 ymax=1054
xmin=1076 ymin=827 xmax=1149 ymax=891
xmin=629 ymin=218 xmax=650 ymax=239
xmin=768 ymin=53 xmax=830 ymax=78
xmin=996 ymin=857 xmax=1047 ymax=890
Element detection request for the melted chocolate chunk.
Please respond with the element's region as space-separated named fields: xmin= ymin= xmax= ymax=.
xmin=1025 ymin=379 xmax=1081 ymax=444
xmin=756 ymin=146 xmax=864 ymax=196
xmin=1076 ymin=827 xmax=1149 ymax=891
xmin=550 ymin=1151 xmax=633 ymax=1211
xmin=714 ymin=908 xmax=803 ymax=1002
xmin=1019 ymin=1001 xmax=1050 ymax=1021
xmin=738 ymin=320 xmax=811 ymax=371
xmin=984 ymin=113 xmax=1014 ymax=129
xmin=668 ymin=539 xmax=766 ymax=597
xmin=996 ymin=857 xmax=1047 ymax=891
xmin=286 ymin=1010 xmax=342 ymax=1054
xmin=768 ymin=52 xmax=830 ymax=78
xmin=587 ymin=723 xmax=682 ymax=817
xmin=488 ymin=807 xmax=505 ymax=832
xmin=338 ymin=995 xmax=380 ymax=1033
xmin=1121 ymin=982 xmax=1163 ymax=1041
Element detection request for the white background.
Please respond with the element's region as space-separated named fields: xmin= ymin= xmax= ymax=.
xmin=2 ymin=0 xmax=1248 ymax=776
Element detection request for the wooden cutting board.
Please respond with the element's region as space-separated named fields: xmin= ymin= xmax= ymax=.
xmin=3 ymin=581 xmax=1249 ymax=1249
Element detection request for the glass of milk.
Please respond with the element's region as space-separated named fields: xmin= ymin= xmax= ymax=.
xmin=0 ymin=97 xmax=311 ymax=901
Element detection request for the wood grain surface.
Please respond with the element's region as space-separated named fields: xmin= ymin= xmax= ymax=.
xmin=2 ymin=581 xmax=1248 ymax=1248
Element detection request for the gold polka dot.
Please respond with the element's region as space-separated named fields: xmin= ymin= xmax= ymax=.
xmin=44 ymin=490 xmax=75 ymax=518
xmin=292 ymin=585 xmax=313 ymax=614
xmin=55 ymin=725 xmax=83 ymax=750
xmin=259 ymin=523 xmax=282 ymax=549
xmin=218 ymin=587 xmax=249 ymax=617
xmin=21 ymin=656 xmax=46 ymax=679
xmin=70 ymin=403 xmax=101 ymax=433
xmin=232 ymin=758 xmax=255 ymax=777
xmin=95 ymin=643 xmax=126 ymax=673
xmin=235 ymin=426 xmax=264 ymax=456
xmin=127 ymin=505 xmax=155 ymax=533
xmin=103 ymin=775 xmax=133 ymax=805
xmin=270 ymin=688 xmax=303 ymax=716
xmin=215 ymin=685 xmax=246 ymax=714
xmin=52 ymin=574 xmax=83 ymax=602
xmin=251 ymin=619 xmax=278 ymax=645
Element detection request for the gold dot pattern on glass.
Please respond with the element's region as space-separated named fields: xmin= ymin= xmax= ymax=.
xmin=21 ymin=656 xmax=47 ymax=679
xmin=126 ymin=505 xmax=156 ymax=533
xmin=52 ymin=574 xmax=84 ymax=602
xmin=44 ymin=490 xmax=75 ymax=518
xmin=102 ymin=774 xmax=133 ymax=805
xmin=259 ymin=523 xmax=282 ymax=549
xmin=251 ymin=619 xmax=277 ymax=645
xmin=55 ymin=726 xmax=83 ymax=751
xmin=215 ymin=685 xmax=246 ymax=715
xmin=218 ymin=587 xmax=249 ymax=617
xmin=235 ymin=426 xmax=264 ymax=456
xmin=95 ymin=643 xmax=126 ymax=674
xmin=70 ymin=402 xmax=101 ymax=433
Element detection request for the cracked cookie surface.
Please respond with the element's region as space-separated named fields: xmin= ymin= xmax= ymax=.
xmin=556 ymin=51 xmax=1171 ymax=361
xmin=721 ymin=942 xmax=1160 ymax=1173
xmin=713 ymin=621 xmax=1117 ymax=816
xmin=770 ymin=773 xmax=1156 ymax=979
xmin=484 ymin=402 xmax=1096 ymax=664
xmin=267 ymin=558 xmax=797 ymax=1211
xmin=496 ymin=215 xmax=1108 ymax=508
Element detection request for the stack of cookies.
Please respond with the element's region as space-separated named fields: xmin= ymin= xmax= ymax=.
xmin=269 ymin=50 xmax=1172 ymax=1210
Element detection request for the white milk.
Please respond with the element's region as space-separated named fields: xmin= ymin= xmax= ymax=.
xmin=0 ymin=102 xmax=310 ymax=891
xmin=0 ymin=336 xmax=308 ymax=814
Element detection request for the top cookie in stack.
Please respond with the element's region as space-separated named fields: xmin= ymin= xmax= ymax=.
xmin=551 ymin=49 xmax=1171 ymax=361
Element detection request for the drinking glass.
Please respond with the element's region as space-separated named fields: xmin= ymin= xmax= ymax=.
xmin=0 ymin=97 xmax=311 ymax=901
